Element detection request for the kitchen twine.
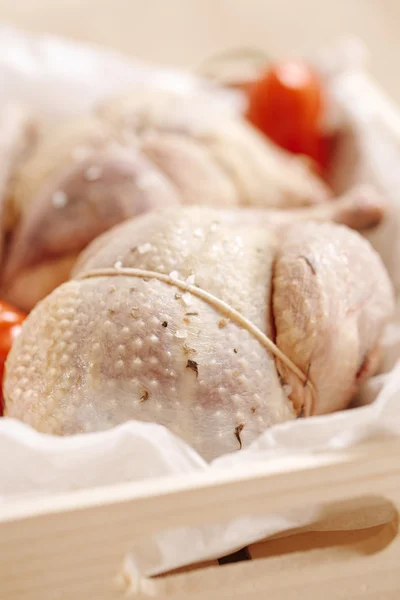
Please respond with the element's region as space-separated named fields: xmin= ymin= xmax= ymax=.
xmin=78 ymin=267 xmax=315 ymax=415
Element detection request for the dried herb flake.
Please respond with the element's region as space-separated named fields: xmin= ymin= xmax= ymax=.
xmin=140 ymin=389 xmax=149 ymax=402
xmin=186 ymin=359 xmax=198 ymax=376
xmin=235 ymin=424 xmax=245 ymax=449
xmin=183 ymin=344 xmax=197 ymax=355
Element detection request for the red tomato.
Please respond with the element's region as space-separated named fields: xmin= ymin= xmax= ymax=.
xmin=246 ymin=60 xmax=331 ymax=171
xmin=0 ymin=301 xmax=26 ymax=415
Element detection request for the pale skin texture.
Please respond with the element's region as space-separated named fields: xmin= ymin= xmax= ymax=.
xmin=4 ymin=199 xmax=394 ymax=461
xmin=0 ymin=89 xmax=331 ymax=311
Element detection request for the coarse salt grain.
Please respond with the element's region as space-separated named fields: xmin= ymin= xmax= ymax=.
xmin=136 ymin=172 xmax=162 ymax=190
xmin=85 ymin=166 xmax=102 ymax=181
xmin=72 ymin=146 xmax=91 ymax=162
xmin=175 ymin=330 xmax=187 ymax=339
xmin=138 ymin=243 xmax=152 ymax=254
xmin=181 ymin=292 xmax=192 ymax=306
xmin=52 ymin=190 xmax=68 ymax=208
xmin=210 ymin=221 xmax=220 ymax=233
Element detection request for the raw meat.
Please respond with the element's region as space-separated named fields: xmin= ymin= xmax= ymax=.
xmin=4 ymin=187 xmax=394 ymax=460
xmin=0 ymin=89 xmax=330 ymax=310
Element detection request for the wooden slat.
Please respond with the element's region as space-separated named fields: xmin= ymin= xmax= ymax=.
xmin=0 ymin=438 xmax=399 ymax=599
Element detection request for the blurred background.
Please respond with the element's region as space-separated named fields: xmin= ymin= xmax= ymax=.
xmin=0 ymin=0 xmax=398 ymax=99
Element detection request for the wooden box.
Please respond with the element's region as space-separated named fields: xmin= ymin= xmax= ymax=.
xmin=0 ymin=6 xmax=399 ymax=598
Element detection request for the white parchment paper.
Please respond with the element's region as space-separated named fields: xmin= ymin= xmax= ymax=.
xmin=0 ymin=28 xmax=399 ymax=577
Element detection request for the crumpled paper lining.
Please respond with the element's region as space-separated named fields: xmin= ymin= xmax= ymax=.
xmin=0 ymin=25 xmax=244 ymax=127
xmin=0 ymin=28 xmax=399 ymax=577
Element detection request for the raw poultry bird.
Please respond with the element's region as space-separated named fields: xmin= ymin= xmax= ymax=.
xmin=4 ymin=188 xmax=394 ymax=460
xmin=0 ymin=89 xmax=330 ymax=311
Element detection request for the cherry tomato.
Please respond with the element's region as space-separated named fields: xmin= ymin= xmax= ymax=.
xmin=0 ymin=301 xmax=26 ymax=415
xmin=246 ymin=60 xmax=331 ymax=171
